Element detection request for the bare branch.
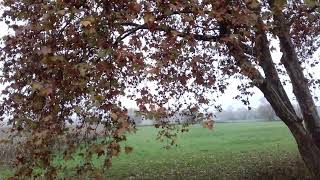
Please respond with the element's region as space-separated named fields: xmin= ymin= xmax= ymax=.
xmin=114 ymin=22 xmax=219 ymax=46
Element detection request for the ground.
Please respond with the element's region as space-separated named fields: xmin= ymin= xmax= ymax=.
xmin=0 ymin=121 xmax=311 ymax=179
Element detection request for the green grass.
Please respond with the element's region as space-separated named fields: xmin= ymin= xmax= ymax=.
xmin=105 ymin=121 xmax=309 ymax=179
xmin=0 ymin=121 xmax=311 ymax=179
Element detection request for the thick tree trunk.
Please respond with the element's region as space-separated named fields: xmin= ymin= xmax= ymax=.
xmin=224 ymin=6 xmax=320 ymax=176
xmin=254 ymin=18 xmax=296 ymax=115
xmin=287 ymin=122 xmax=320 ymax=178
xmin=229 ymin=41 xmax=320 ymax=178
xmin=269 ymin=0 xmax=320 ymax=149
xmin=276 ymin=21 xmax=320 ymax=149
xmin=257 ymin=80 xmax=320 ymax=178
xmin=256 ymin=2 xmax=320 ymax=177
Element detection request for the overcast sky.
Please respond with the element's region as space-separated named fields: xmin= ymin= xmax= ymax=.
xmin=0 ymin=19 xmax=266 ymax=111
xmin=1 ymin=8 xmax=319 ymax=112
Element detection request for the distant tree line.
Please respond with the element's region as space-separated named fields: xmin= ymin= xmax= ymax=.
xmin=127 ymin=108 xmax=205 ymax=126
xmin=215 ymin=104 xmax=277 ymax=121
xmin=128 ymin=101 xmax=320 ymax=125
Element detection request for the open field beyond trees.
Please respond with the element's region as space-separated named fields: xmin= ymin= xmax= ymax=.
xmin=0 ymin=121 xmax=311 ymax=179
xmin=1 ymin=1 xmax=320 ymax=178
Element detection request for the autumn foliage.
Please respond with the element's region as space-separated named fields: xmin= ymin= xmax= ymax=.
xmin=1 ymin=0 xmax=320 ymax=179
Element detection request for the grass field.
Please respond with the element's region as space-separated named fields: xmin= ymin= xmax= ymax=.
xmin=0 ymin=121 xmax=311 ymax=179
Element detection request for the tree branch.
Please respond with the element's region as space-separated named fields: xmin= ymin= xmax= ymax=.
xmin=254 ymin=17 xmax=296 ymax=114
xmin=269 ymin=0 xmax=320 ymax=146
xmin=289 ymin=4 xmax=320 ymax=25
xmin=227 ymin=39 xmax=299 ymax=125
xmin=114 ymin=22 xmax=219 ymax=46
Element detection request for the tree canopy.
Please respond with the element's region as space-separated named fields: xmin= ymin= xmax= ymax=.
xmin=1 ymin=0 xmax=320 ymax=178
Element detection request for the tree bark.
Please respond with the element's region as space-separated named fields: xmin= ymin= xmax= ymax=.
xmin=222 ymin=5 xmax=320 ymax=176
xmin=259 ymin=78 xmax=320 ymax=179
xmin=269 ymin=2 xmax=320 ymax=150
xmin=287 ymin=122 xmax=320 ymax=179
xmin=254 ymin=18 xmax=296 ymax=115
xmin=227 ymin=24 xmax=320 ymax=179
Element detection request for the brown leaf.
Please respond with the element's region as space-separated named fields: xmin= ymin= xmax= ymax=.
xmin=202 ymin=119 xmax=215 ymax=130
xmin=125 ymin=146 xmax=133 ymax=154
xmin=143 ymin=12 xmax=155 ymax=23
xmin=39 ymin=46 xmax=52 ymax=55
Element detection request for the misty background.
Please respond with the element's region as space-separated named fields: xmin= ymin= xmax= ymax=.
xmin=1 ymin=8 xmax=320 ymax=126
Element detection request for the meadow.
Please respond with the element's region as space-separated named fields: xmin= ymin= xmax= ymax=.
xmin=0 ymin=121 xmax=311 ymax=179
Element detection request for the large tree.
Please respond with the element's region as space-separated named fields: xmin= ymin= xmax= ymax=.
xmin=1 ymin=0 xmax=320 ymax=178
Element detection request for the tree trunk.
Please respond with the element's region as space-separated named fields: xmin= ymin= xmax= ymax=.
xmin=287 ymin=122 xmax=320 ymax=179
xmin=257 ymin=80 xmax=320 ymax=178
xmin=224 ymin=5 xmax=320 ymax=176
xmin=256 ymin=80 xmax=320 ymax=178
xmin=268 ymin=0 xmax=320 ymax=150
